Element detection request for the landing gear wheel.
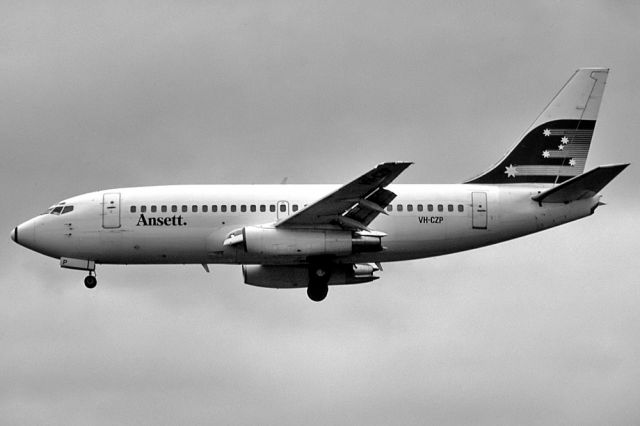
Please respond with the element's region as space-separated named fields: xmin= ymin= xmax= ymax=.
xmin=84 ymin=275 xmax=97 ymax=289
xmin=307 ymin=283 xmax=328 ymax=302
xmin=307 ymin=265 xmax=331 ymax=302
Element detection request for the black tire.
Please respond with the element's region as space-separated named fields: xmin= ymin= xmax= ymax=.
xmin=307 ymin=283 xmax=328 ymax=302
xmin=307 ymin=264 xmax=331 ymax=302
xmin=84 ymin=275 xmax=97 ymax=289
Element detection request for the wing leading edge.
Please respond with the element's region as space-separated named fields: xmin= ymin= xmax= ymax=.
xmin=276 ymin=162 xmax=412 ymax=230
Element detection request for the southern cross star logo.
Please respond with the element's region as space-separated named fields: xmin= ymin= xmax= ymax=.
xmin=561 ymin=136 xmax=569 ymax=144
xmin=569 ymin=158 xmax=576 ymax=167
xmin=504 ymin=164 xmax=518 ymax=178
xmin=542 ymin=150 xmax=550 ymax=158
xmin=543 ymin=129 xmax=551 ymax=137
xmin=558 ymin=144 xmax=564 ymax=151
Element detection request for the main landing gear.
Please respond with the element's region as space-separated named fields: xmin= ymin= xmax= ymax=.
xmin=84 ymin=272 xmax=97 ymax=289
xmin=307 ymin=265 xmax=330 ymax=302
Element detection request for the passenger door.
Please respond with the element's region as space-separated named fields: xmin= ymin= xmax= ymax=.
xmin=102 ymin=193 xmax=121 ymax=229
xmin=472 ymin=192 xmax=487 ymax=229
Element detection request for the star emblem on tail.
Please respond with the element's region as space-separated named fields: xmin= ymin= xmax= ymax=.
xmin=504 ymin=164 xmax=518 ymax=178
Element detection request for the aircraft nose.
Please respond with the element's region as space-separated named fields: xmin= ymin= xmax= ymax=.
xmin=13 ymin=219 xmax=37 ymax=249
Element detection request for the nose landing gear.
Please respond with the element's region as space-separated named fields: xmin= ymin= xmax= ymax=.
xmin=84 ymin=272 xmax=97 ymax=289
xmin=59 ymin=258 xmax=98 ymax=289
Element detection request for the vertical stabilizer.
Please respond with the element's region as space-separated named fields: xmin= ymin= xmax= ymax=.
xmin=466 ymin=68 xmax=609 ymax=184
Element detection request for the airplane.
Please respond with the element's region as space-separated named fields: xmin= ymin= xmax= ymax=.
xmin=11 ymin=68 xmax=629 ymax=301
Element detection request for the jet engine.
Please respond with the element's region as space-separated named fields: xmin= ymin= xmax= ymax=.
xmin=242 ymin=263 xmax=379 ymax=288
xmin=224 ymin=226 xmax=383 ymax=257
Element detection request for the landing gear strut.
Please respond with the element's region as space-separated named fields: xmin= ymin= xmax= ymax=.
xmin=307 ymin=265 xmax=330 ymax=302
xmin=84 ymin=272 xmax=97 ymax=289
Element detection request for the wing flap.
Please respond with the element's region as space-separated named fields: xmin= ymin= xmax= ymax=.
xmin=344 ymin=188 xmax=397 ymax=226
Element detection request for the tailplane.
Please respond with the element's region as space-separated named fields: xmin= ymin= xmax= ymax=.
xmin=532 ymin=163 xmax=629 ymax=203
xmin=466 ymin=68 xmax=609 ymax=184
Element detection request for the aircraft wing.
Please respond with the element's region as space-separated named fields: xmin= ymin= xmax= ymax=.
xmin=276 ymin=162 xmax=412 ymax=230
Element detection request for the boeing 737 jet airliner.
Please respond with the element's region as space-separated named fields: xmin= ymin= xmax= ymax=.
xmin=11 ymin=68 xmax=628 ymax=301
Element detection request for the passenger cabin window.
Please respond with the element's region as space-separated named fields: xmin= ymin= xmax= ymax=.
xmin=448 ymin=204 xmax=454 ymax=212
xmin=292 ymin=204 xmax=299 ymax=212
xmin=172 ymin=205 xmax=177 ymax=213
xmin=231 ymin=205 xmax=236 ymax=212
xmin=161 ymin=205 xmax=167 ymax=213
xmin=212 ymin=205 xmax=218 ymax=212
xmin=250 ymin=205 xmax=256 ymax=212
xmin=182 ymin=205 xmax=188 ymax=213
xmin=151 ymin=205 xmax=157 ymax=213
xmin=387 ymin=205 xmax=393 ymax=212
xmin=407 ymin=204 xmax=413 ymax=212
xmin=141 ymin=206 xmax=146 ymax=213
xmin=458 ymin=204 xmax=464 ymax=212
xmin=438 ymin=204 xmax=443 ymax=212
xmin=279 ymin=204 xmax=286 ymax=212
xmin=192 ymin=205 xmax=198 ymax=213
xmin=397 ymin=204 xmax=403 ymax=212
xmin=417 ymin=204 xmax=423 ymax=212
xmin=260 ymin=205 xmax=266 ymax=212
xmin=202 ymin=205 xmax=208 ymax=213
xmin=221 ymin=205 xmax=227 ymax=213
xmin=130 ymin=206 xmax=136 ymax=213
xmin=428 ymin=204 xmax=433 ymax=212
xmin=270 ymin=205 xmax=275 ymax=212
xmin=241 ymin=205 xmax=247 ymax=212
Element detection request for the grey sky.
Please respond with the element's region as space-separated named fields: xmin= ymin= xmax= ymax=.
xmin=2 ymin=1 xmax=640 ymax=425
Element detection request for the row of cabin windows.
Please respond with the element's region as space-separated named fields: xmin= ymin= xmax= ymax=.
xmin=130 ymin=204 xmax=300 ymax=214
xmin=387 ymin=204 xmax=465 ymax=213
xmin=129 ymin=203 xmax=465 ymax=214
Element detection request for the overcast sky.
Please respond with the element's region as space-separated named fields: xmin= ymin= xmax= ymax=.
xmin=2 ymin=1 xmax=640 ymax=425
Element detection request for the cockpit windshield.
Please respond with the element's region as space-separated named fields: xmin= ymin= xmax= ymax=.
xmin=41 ymin=202 xmax=74 ymax=215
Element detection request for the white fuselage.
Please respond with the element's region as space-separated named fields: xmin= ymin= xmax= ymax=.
xmin=16 ymin=184 xmax=599 ymax=266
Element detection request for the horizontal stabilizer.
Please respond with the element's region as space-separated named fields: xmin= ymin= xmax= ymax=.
xmin=532 ymin=163 xmax=629 ymax=203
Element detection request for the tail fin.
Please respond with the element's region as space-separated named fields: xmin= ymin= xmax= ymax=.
xmin=466 ymin=68 xmax=609 ymax=184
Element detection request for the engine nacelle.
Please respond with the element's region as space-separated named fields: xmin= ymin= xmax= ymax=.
xmin=243 ymin=227 xmax=351 ymax=256
xmin=242 ymin=264 xmax=379 ymax=288
xmin=224 ymin=226 xmax=384 ymax=257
